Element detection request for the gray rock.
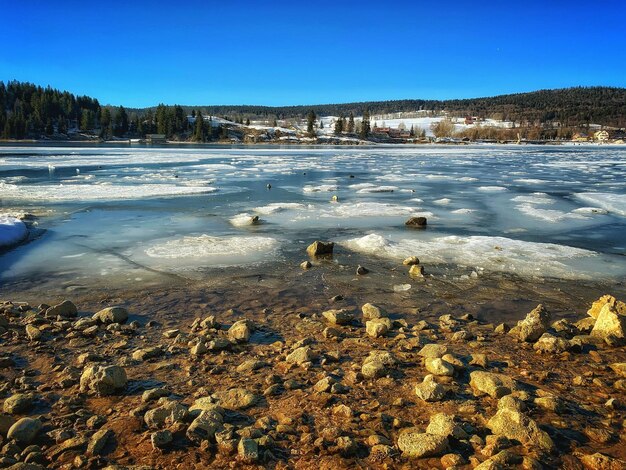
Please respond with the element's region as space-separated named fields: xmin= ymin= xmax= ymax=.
xmin=87 ymin=428 xmax=113 ymax=455
xmin=212 ymin=388 xmax=258 ymax=410
xmin=92 ymin=307 xmax=128 ymax=324
xmin=487 ymin=408 xmax=554 ymax=451
xmin=7 ymin=418 xmax=42 ymax=445
xmin=322 ymin=309 xmax=353 ymax=325
xmin=228 ymin=320 xmax=253 ymax=343
xmin=3 ymin=394 xmax=34 ymax=414
xmin=286 ymin=346 xmax=316 ymax=365
xmin=366 ymin=318 xmax=392 ymax=338
xmin=361 ymin=360 xmax=387 ymax=379
xmin=46 ymin=300 xmax=77 ymax=318
xmin=415 ymin=375 xmax=447 ymax=402
xmin=469 ymin=371 xmax=516 ymax=398
xmin=186 ymin=410 xmax=223 ymax=444
xmin=426 ymin=413 xmax=469 ymax=439
xmin=25 ymin=325 xmax=42 ymax=341
xmin=418 ymin=344 xmax=448 ymax=358
xmin=425 ymin=358 xmax=455 ymax=376
xmin=533 ymin=333 xmax=570 ymax=354
xmin=238 ymin=438 xmax=259 ymax=463
xmin=151 ymin=430 xmax=173 ymax=449
xmin=405 ymin=216 xmax=427 ymax=227
xmin=362 ymin=303 xmax=387 ymax=319
xmin=80 ymin=365 xmax=127 ymax=396
xmin=397 ymin=428 xmax=448 ymax=457
xmin=132 ymin=346 xmax=163 ymax=361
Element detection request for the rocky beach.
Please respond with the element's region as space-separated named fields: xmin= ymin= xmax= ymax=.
xmin=1 ymin=238 xmax=626 ymax=469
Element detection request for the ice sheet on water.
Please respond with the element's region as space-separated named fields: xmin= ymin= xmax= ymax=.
xmin=0 ymin=182 xmax=217 ymax=201
xmin=229 ymin=213 xmax=258 ymax=227
xmin=0 ymin=214 xmax=28 ymax=247
xmin=574 ymin=193 xmax=626 ymax=217
xmin=349 ymin=183 xmax=398 ymax=193
xmin=144 ymin=234 xmax=279 ymax=267
xmin=478 ymin=186 xmax=508 ymax=192
xmin=303 ymin=184 xmax=338 ymax=192
xmin=253 ymin=203 xmax=311 ymax=215
xmin=340 ymin=233 xmax=619 ymax=279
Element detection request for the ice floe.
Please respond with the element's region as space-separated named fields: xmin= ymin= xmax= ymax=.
xmin=0 ymin=215 xmax=28 ymax=248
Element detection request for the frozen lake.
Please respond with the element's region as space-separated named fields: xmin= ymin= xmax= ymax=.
xmin=1 ymin=144 xmax=625 ymax=291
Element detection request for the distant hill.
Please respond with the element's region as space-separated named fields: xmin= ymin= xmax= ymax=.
xmin=136 ymin=86 xmax=626 ymax=128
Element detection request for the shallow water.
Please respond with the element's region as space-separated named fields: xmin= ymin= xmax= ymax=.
xmin=1 ymin=144 xmax=625 ymax=296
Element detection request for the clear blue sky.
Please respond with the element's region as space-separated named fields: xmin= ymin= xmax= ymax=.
xmin=2 ymin=0 xmax=625 ymax=107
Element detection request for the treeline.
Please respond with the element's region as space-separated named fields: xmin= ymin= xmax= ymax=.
xmin=135 ymin=86 xmax=626 ymax=128
xmin=0 ymin=80 xmax=100 ymax=139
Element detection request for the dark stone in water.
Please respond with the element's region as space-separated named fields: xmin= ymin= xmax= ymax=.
xmin=406 ymin=217 xmax=427 ymax=228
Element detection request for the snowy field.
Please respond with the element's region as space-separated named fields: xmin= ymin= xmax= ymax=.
xmin=0 ymin=144 xmax=625 ymax=286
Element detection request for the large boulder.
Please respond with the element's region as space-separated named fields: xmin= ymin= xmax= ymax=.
xmin=186 ymin=409 xmax=224 ymax=444
xmin=228 ymin=320 xmax=253 ymax=343
xmin=397 ymin=428 xmax=448 ymax=458
xmin=306 ymin=241 xmax=334 ymax=257
xmin=362 ymin=303 xmax=387 ymax=320
xmin=92 ymin=307 xmax=128 ymax=324
xmin=405 ymin=216 xmax=427 ymax=228
xmin=590 ymin=303 xmax=626 ymax=345
xmin=487 ymin=408 xmax=554 ymax=451
xmin=3 ymin=393 xmax=34 ymax=414
xmin=533 ymin=333 xmax=570 ymax=354
xmin=510 ymin=304 xmax=550 ymax=342
xmin=469 ymin=371 xmax=516 ymax=398
xmin=80 ymin=365 xmax=127 ymax=396
xmin=366 ymin=318 xmax=392 ymax=338
xmin=415 ymin=375 xmax=447 ymax=402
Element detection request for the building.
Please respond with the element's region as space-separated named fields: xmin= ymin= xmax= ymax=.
xmin=145 ymin=134 xmax=166 ymax=144
xmin=572 ymin=133 xmax=589 ymax=142
xmin=594 ymin=130 xmax=610 ymax=142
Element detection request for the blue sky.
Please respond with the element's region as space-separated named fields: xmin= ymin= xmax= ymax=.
xmin=2 ymin=0 xmax=625 ymax=107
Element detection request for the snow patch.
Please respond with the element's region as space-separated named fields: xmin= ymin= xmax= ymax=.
xmin=0 ymin=215 xmax=28 ymax=248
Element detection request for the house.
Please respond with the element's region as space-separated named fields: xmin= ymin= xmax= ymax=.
xmin=572 ymin=133 xmax=589 ymax=142
xmin=146 ymin=134 xmax=166 ymax=144
xmin=594 ymin=130 xmax=610 ymax=142
xmin=465 ymin=116 xmax=478 ymax=125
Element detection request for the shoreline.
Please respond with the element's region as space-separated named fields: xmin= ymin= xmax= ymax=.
xmin=0 ymin=260 xmax=625 ymax=468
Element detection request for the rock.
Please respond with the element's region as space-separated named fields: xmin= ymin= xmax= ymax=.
xmin=186 ymin=410 xmax=223 ymax=444
xmin=80 ymin=365 xmax=127 ymax=396
xmin=580 ymin=452 xmax=626 ymax=470
xmin=397 ymin=428 xmax=448 ymax=458
xmin=300 ymin=260 xmax=312 ymax=269
xmin=191 ymin=342 xmax=208 ymax=355
xmin=356 ymin=265 xmax=369 ymax=275
xmin=132 ymin=347 xmax=163 ymax=361
xmin=533 ymin=333 xmax=570 ymax=354
xmin=534 ymin=396 xmax=565 ymax=413
xmin=151 ymin=430 xmax=173 ymax=450
xmin=25 ymin=325 xmax=42 ymax=341
xmin=144 ymin=401 xmax=188 ymax=428
xmin=286 ymin=346 xmax=316 ymax=365
xmin=228 ymin=320 xmax=253 ymax=343
xmin=3 ymin=394 xmax=34 ymax=414
xmin=418 ymin=344 xmax=448 ymax=358
xmin=46 ymin=300 xmax=77 ymax=318
xmin=610 ymin=363 xmax=626 ymax=378
xmin=403 ymin=256 xmax=420 ymax=266
xmin=591 ymin=303 xmax=626 ymax=345
xmin=306 ymin=241 xmax=334 ymax=257
xmin=87 ymin=428 xmax=113 ymax=455
xmin=322 ymin=309 xmax=353 ymax=325
xmin=494 ymin=323 xmax=510 ymax=334
xmin=7 ymin=418 xmax=42 ymax=445
xmin=0 ymin=413 xmax=16 ymax=435
xmin=576 ymin=316 xmax=597 ymax=334
xmin=426 ymin=413 xmax=468 ymax=439
xmin=188 ymin=398 xmax=224 ymax=417
xmin=213 ymin=388 xmax=258 ymax=410
xmin=425 ymin=358 xmax=455 ymax=376
xmin=405 ymin=217 xmax=427 ymax=228
xmin=487 ymin=408 xmax=554 ymax=451
xmin=470 ymin=354 xmax=488 ymax=368
xmin=409 ymin=265 xmax=425 ymax=277
xmin=238 ymin=438 xmax=259 ymax=463
xmin=92 ymin=307 xmax=128 ymax=324
xmin=362 ymin=303 xmax=387 ymax=319
xmin=362 ymin=361 xmax=387 ymax=379
xmin=469 ymin=371 xmax=516 ymax=398
xmin=366 ymin=318 xmax=392 ymax=338
xmin=415 ymin=375 xmax=447 ymax=402
xmin=510 ymin=304 xmax=550 ymax=342
xmin=588 ymin=295 xmax=626 ymax=319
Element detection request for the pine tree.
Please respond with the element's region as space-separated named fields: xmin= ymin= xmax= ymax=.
xmin=347 ymin=112 xmax=355 ymax=133
xmin=246 ymin=118 xmax=250 ymax=126
xmin=360 ymin=109 xmax=371 ymax=139
xmin=194 ymin=111 xmax=205 ymax=142
xmin=100 ymin=108 xmax=111 ymax=138
xmin=334 ymin=116 xmax=344 ymax=135
xmin=306 ymin=110 xmax=316 ymax=136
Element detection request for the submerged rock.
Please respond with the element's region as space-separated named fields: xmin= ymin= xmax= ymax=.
xmin=306 ymin=240 xmax=334 ymax=257
xmin=405 ymin=217 xmax=427 ymax=228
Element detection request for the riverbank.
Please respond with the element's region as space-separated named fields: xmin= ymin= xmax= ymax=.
xmin=1 ymin=248 xmax=626 ymax=469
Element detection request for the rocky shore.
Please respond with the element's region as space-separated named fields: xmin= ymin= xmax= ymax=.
xmin=1 ymin=249 xmax=626 ymax=469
